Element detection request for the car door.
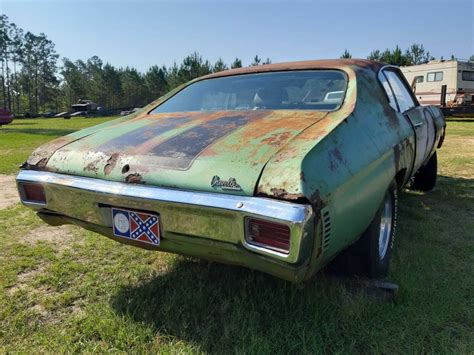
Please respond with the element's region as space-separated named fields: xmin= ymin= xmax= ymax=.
xmin=380 ymin=68 xmax=434 ymax=173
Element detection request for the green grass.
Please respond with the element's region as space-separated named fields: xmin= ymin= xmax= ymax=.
xmin=0 ymin=119 xmax=473 ymax=353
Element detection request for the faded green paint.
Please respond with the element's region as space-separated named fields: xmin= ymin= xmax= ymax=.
xmin=43 ymin=110 xmax=327 ymax=196
xmin=21 ymin=59 xmax=445 ymax=281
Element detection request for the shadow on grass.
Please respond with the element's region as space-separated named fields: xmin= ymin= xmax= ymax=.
xmin=394 ymin=176 xmax=474 ymax=237
xmin=110 ymin=175 xmax=473 ymax=352
xmin=440 ymin=175 xmax=474 ymax=190
xmin=445 ymin=117 xmax=474 ymax=122
xmin=401 ymin=175 xmax=473 ymax=206
xmin=9 ymin=122 xmax=37 ymax=126
xmin=110 ymin=258 xmax=344 ymax=352
xmin=0 ymin=128 xmax=76 ymax=136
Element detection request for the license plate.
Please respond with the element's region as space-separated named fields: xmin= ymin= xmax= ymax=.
xmin=112 ymin=208 xmax=160 ymax=246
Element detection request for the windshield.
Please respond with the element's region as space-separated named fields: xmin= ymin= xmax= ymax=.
xmin=150 ymin=70 xmax=347 ymax=113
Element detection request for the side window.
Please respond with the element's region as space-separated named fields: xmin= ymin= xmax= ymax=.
xmin=462 ymin=70 xmax=474 ymax=81
xmin=379 ymin=72 xmax=398 ymax=111
xmin=415 ymin=75 xmax=424 ymax=83
xmin=427 ymin=71 xmax=443 ymax=82
xmin=384 ymin=70 xmax=417 ymax=113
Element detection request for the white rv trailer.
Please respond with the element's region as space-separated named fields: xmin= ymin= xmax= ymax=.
xmin=400 ymin=59 xmax=474 ymax=112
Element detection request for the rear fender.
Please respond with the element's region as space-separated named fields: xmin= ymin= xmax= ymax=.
xmin=425 ymin=105 xmax=446 ymax=150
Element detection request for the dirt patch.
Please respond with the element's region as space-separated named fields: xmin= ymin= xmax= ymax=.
xmin=6 ymin=263 xmax=83 ymax=320
xmin=30 ymin=304 xmax=48 ymax=317
xmin=6 ymin=264 xmax=47 ymax=296
xmin=19 ymin=225 xmax=77 ymax=252
xmin=8 ymin=226 xmax=80 ymax=295
xmin=0 ymin=174 xmax=19 ymax=209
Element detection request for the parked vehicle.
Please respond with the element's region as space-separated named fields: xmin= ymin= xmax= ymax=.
xmin=17 ymin=59 xmax=445 ymax=282
xmin=41 ymin=111 xmax=57 ymax=118
xmin=69 ymin=111 xmax=88 ymax=118
xmin=71 ymin=99 xmax=98 ymax=113
xmin=120 ymin=108 xmax=140 ymax=116
xmin=0 ymin=108 xmax=13 ymax=126
xmin=401 ymin=59 xmax=474 ymax=115
xmin=54 ymin=111 xmax=69 ymax=118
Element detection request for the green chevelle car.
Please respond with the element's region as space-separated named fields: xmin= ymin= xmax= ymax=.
xmin=16 ymin=59 xmax=445 ymax=282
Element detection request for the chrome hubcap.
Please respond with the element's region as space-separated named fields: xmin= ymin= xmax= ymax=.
xmin=378 ymin=192 xmax=393 ymax=259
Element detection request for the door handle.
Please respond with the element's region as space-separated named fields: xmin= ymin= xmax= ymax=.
xmin=413 ymin=121 xmax=424 ymax=129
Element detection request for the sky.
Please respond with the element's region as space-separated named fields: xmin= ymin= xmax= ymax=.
xmin=1 ymin=0 xmax=473 ymax=72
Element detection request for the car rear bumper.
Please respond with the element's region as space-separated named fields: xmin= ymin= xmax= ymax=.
xmin=16 ymin=170 xmax=318 ymax=282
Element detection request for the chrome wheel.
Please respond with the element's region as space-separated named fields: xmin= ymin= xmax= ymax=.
xmin=378 ymin=192 xmax=393 ymax=259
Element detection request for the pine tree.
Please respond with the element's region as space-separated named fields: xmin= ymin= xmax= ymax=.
xmin=405 ymin=44 xmax=434 ymax=65
xmin=230 ymin=57 xmax=242 ymax=69
xmin=250 ymin=55 xmax=261 ymax=66
xmin=213 ymin=58 xmax=228 ymax=72
xmin=340 ymin=49 xmax=352 ymax=59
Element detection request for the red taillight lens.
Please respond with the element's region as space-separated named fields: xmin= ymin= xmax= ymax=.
xmin=20 ymin=183 xmax=46 ymax=204
xmin=245 ymin=218 xmax=291 ymax=254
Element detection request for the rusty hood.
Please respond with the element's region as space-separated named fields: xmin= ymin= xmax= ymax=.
xmin=33 ymin=110 xmax=327 ymax=196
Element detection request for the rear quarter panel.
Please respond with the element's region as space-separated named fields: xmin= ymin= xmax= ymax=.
xmin=258 ymin=65 xmax=415 ymax=270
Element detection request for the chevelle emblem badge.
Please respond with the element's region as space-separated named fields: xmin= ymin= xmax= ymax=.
xmin=211 ymin=175 xmax=242 ymax=191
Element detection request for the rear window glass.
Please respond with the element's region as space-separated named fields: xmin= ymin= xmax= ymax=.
xmin=150 ymin=70 xmax=347 ymax=113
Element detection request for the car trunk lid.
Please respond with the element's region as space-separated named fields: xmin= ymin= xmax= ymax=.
xmin=44 ymin=110 xmax=326 ymax=196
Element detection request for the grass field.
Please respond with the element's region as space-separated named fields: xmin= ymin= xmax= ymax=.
xmin=0 ymin=118 xmax=473 ymax=353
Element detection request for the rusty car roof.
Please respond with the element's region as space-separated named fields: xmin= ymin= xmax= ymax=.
xmin=202 ymin=59 xmax=384 ymax=80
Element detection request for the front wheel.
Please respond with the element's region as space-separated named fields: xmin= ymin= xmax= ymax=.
xmin=411 ymin=152 xmax=437 ymax=191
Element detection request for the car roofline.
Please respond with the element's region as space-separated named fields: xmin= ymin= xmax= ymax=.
xmin=200 ymin=59 xmax=385 ymax=80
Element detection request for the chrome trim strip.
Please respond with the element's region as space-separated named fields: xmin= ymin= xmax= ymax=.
xmin=16 ymin=170 xmax=310 ymax=223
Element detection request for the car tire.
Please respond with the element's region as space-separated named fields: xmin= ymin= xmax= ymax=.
xmin=411 ymin=152 xmax=437 ymax=191
xmin=329 ymin=181 xmax=398 ymax=278
xmin=360 ymin=181 xmax=398 ymax=278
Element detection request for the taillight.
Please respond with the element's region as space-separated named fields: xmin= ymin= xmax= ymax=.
xmin=19 ymin=183 xmax=46 ymax=204
xmin=245 ymin=217 xmax=291 ymax=254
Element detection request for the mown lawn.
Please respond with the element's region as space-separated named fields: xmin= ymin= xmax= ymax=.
xmin=0 ymin=118 xmax=473 ymax=353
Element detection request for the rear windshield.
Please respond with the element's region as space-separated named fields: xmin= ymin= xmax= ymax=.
xmin=151 ymin=70 xmax=347 ymax=113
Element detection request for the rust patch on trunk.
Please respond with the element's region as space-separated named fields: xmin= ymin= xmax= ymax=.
xmin=25 ymin=135 xmax=84 ymax=170
xmin=269 ymin=187 xmax=305 ymax=200
xmin=259 ymin=131 xmax=294 ymax=146
xmin=104 ymin=153 xmax=120 ymax=175
xmin=84 ymin=161 xmax=99 ymax=173
xmin=125 ymin=173 xmax=143 ymax=184
xmin=36 ymin=158 xmax=48 ymax=169
xmin=19 ymin=158 xmax=48 ymax=171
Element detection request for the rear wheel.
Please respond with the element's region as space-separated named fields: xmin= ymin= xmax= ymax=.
xmin=362 ymin=182 xmax=397 ymax=278
xmin=411 ymin=152 xmax=437 ymax=191
xmin=330 ymin=181 xmax=398 ymax=278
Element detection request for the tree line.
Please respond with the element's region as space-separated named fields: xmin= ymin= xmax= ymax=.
xmin=0 ymin=14 xmax=470 ymax=116
xmin=340 ymin=44 xmax=437 ymax=65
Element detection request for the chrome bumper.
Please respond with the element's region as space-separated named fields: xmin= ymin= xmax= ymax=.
xmin=16 ymin=170 xmax=316 ymax=280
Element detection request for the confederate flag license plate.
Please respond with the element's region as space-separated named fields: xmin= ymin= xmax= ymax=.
xmin=112 ymin=208 xmax=160 ymax=246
